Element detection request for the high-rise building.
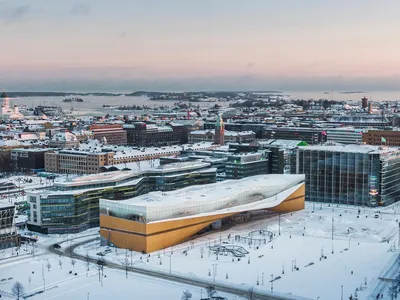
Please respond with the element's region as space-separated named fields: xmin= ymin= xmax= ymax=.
xmin=263 ymin=127 xmax=327 ymax=144
xmin=188 ymin=129 xmax=255 ymax=144
xmin=326 ymin=128 xmax=365 ymax=144
xmin=214 ymin=115 xmax=225 ymax=145
xmin=297 ymin=145 xmax=400 ymax=207
xmin=90 ymin=124 xmax=127 ymax=145
xmin=362 ymin=129 xmax=400 ymax=146
xmin=361 ymin=97 xmax=368 ymax=109
xmin=225 ymin=152 xmax=269 ymax=179
xmin=0 ymin=203 xmax=19 ymax=249
xmin=123 ymin=122 xmax=186 ymax=147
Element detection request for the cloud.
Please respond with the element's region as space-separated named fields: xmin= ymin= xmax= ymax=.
xmin=70 ymin=4 xmax=90 ymax=16
xmin=0 ymin=5 xmax=31 ymax=24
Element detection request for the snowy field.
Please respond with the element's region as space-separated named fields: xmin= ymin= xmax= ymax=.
xmin=76 ymin=203 xmax=400 ymax=300
xmin=0 ymin=250 xmax=238 ymax=300
xmin=0 ymin=175 xmax=73 ymax=206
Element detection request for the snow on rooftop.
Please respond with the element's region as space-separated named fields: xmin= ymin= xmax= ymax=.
xmin=189 ymin=129 xmax=255 ymax=136
xmin=299 ymin=144 xmax=400 ymax=154
xmin=101 ymin=174 xmax=305 ymax=222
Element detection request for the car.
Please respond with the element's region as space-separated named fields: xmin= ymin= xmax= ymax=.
xmin=375 ymin=214 xmax=379 ymax=218
xmin=53 ymin=244 xmax=61 ymax=249
xmin=104 ymin=248 xmax=112 ymax=253
xmin=96 ymin=252 xmax=105 ymax=256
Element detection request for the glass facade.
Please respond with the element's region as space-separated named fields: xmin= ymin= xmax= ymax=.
xmin=297 ymin=147 xmax=400 ymax=207
xmin=225 ymin=154 xmax=269 ymax=179
xmin=28 ymin=167 xmax=216 ymax=234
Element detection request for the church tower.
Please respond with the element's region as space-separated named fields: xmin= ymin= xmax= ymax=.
xmin=214 ymin=114 xmax=225 ymax=145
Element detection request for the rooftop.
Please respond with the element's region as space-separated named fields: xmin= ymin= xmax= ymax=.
xmin=29 ymin=160 xmax=215 ymax=195
xmin=299 ymin=144 xmax=400 ymax=154
xmin=115 ymin=174 xmax=304 ymax=208
xmin=100 ymin=174 xmax=305 ymax=222
xmin=189 ymin=129 xmax=255 ymax=136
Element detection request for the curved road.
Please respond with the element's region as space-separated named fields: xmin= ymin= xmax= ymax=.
xmin=48 ymin=235 xmax=309 ymax=300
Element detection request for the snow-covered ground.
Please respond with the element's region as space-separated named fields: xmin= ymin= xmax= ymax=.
xmin=0 ymin=251 xmax=238 ymax=300
xmin=0 ymin=174 xmax=75 ymax=206
xmin=76 ymin=203 xmax=400 ymax=300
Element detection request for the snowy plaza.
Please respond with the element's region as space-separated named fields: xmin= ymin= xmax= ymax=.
xmin=1 ymin=173 xmax=400 ymax=299
xmin=75 ymin=202 xmax=400 ymax=300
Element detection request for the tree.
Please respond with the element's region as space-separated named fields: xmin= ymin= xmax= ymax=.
xmin=59 ymin=259 xmax=63 ymax=270
xmin=46 ymin=261 xmax=51 ymax=272
xmin=11 ymin=281 xmax=25 ymax=300
xmin=247 ymin=286 xmax=255 ymax=300
xmin=389 ymin=284 xmax=397 ymax=300
xmin=96 ymin=257 xmax=106 ymax=281
xmin=181 ymin=290 xmax=192 ymax=300
xmin=71 ymin=258 xmax=76 ymax=269
xmin=86 ymin=253 xmax=91 ymax=272
xmin=123 ymin=257 xmax=129 ymax=279
xmin=206 ymin=286 xmax=217 ymax=298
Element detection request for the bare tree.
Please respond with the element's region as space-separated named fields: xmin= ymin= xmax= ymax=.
xmin=46 ymin=261 xmax=51 ymax=272
xmin=206 ymin=286 xmax=217 ymax=298
xmin=123 ymin=257 xmax=129 ymax=279
xmin=71 ymin=258 xmax=76 ymax=269
xmin=96 ymin=262 xmax=102 ymax=282
xmin=96 ymin=257 xmax=106 ymax=282
xmin=247 ymin=286 xmax=255 ymax=300
xmin=86 ymin=253 xmax=90 ymax=272
xmin=11 ymin=281 xmax=25 ymax=300
xmin=181 ymin=289 xmax=192 ymax=300
xmin=58 ymin=259 xmax=63 ymax=270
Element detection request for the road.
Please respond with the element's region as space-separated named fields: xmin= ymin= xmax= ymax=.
xmin=48 ymin=235 xmax=309 ymax=300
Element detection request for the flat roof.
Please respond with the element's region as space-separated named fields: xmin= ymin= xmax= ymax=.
xmin=299 ymin=144 xmax=399 ymax=154
xmin=29 ymin=161 xmax=215 ymax=196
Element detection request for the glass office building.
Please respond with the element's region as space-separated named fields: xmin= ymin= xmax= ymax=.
xmin=297 ymin=145 xmax=400 ymax=207
xmin=27 ymin=161 xmax=216 ymax=234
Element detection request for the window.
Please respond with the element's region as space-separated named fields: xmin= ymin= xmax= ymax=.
xmin=29 ymin=196 xmax=37 ymax=203
xmin=33 ymin=204 xmax=37 ymax=209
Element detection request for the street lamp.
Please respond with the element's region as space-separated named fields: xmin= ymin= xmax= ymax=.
xmin=168 ymin=254 xmax=172 ymax=274
xmin=278 ymin=213 xmax=281 ymax=236
xmin=43 ymin=277 xmax=45 ymax=291
xmin=341 ymin=285 xmax=343 ymax=300
xmin=270 ymin=274 xmax=274 ymax=294
xmin=87 ymin=293 xmax=90 ymax=300
xmin=262 ymin=272 xmax=264 ymax=285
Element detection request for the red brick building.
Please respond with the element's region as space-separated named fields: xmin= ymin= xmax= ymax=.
xmin=90 ymin=124 xmax=127 ymax=145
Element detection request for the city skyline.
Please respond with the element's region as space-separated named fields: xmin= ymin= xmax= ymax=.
xmin=2 ymin=1 xmax=400 ymax=91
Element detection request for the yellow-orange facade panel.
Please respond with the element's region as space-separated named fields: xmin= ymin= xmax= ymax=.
xmin=100 ymin=183 xmax=305 ymax=253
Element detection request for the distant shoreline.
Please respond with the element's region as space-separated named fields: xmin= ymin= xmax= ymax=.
xmin=338 ymin=91 xmax=365 ymax=94
xmin=3 ymin=91 xmax=283 ymax=98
